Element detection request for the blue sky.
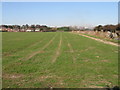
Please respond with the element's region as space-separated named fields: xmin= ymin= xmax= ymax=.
xmin=2 ymin=2 xmax=118 ymax=27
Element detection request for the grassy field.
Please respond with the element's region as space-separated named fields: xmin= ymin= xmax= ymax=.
xmin=2 ymin=32 xmax=118 ymax=88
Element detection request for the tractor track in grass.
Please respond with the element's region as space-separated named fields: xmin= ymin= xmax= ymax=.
xmin=64 ymin=35 xmax=76 ymax=63
xmin=28 ymin=40 xmax=43 ymax=48
xmin=52 ymin=33 xmax=62 ymax=63
xmin=21 ymin=34 xmax=57 ymax=60
xmin=3 ymin=39 xmax=44 ymax=57
xmin=67 ymin=43 xmax=76 ymax=63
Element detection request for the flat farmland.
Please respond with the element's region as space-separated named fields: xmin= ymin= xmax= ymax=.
xmin=2 ymin=32 xmax=118 ymax=88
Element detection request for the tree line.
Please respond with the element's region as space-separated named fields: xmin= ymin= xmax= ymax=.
xmin=1 ymin=24 xmax=48 ymax=32
xmin=94 ymin=24 xmax=120 ymax=32
xmin=1 ymin=24 xmax=120 ymax=32
xmin=0 ymin=24 xmax=73 ymax=32
xmin=93 ymin=24 xmax=120 ymax=38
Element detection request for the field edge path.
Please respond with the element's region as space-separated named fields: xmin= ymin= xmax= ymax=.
xmin=72 ymin=32 xmax=119 ymax=47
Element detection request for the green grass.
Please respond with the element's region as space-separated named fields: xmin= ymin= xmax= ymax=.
xmin=2 ymin=32 xmax=118 ymax=88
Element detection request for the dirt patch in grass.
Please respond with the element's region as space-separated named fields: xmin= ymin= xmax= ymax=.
xmin=96 ymin=56 xmax=100 ymax=58
xmin=83 ymin=59 xmax=90 ymax=62
xmin=113 ymin=75 xmax=118 ymax=78
xmin=25 ymin=51 xmax=45 ymax=60
xmin=35 ymin=74 xmax=65 ymax=88
xmin=101 ymin=60 xmax=108 ymax=62
xmin=3 ymin=73 xmax=24 ymax=79
xmin=82 ymin=79 xmax=112 ymax=88
xmin=88 ymin=85 xmax=104 ymax=88
xmin=3 ymin=52 xmax=15 ymax=57
xmin=38 ymin=75 xmax=56 ymax=81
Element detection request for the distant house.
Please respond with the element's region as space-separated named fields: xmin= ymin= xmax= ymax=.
xmin=20 ymin=29 xmax=26 ymax=32
xmin=35 ymin=28 xmax=40 ymax=32
xmin=26 ymin=29 xmax=32 ymax=32
xmin=0 ymin=26 xmax=2 ymax=32
xmin=7 ymin=28 xmax=14 ymax=32
xmin=2 ymin=27 xmax=8 ymax=32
